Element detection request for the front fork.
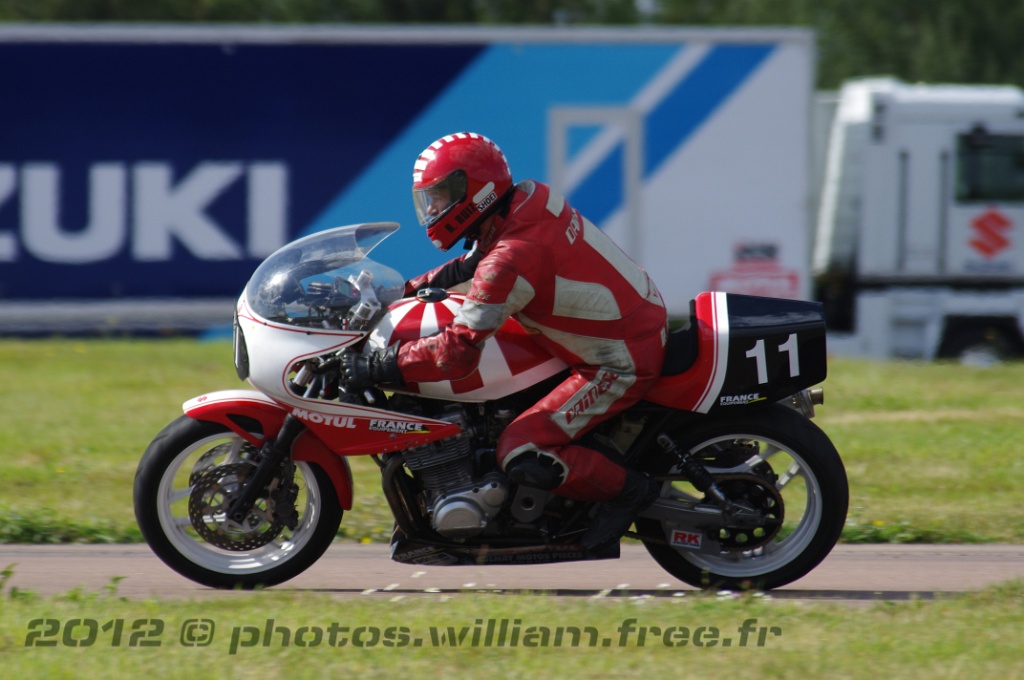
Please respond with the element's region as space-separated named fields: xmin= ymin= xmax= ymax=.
xmin=224 ymin=368 xmax=334 ymax=526
xmin=225 ymin=413 xmax=305 ymax=526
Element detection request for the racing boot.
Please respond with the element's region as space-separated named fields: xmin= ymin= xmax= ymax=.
xmin=579 ymin=469 xmax=660 ymax=553
xmin=504 ymin=450 xmax=566 ymax=491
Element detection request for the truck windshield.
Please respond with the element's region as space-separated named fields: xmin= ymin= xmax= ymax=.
xmin=956 ymin=131 xmax=1024 ymax=203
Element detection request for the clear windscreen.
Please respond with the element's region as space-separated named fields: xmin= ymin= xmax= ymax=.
xmin=244 ymin=223 xmax=405 ymax=329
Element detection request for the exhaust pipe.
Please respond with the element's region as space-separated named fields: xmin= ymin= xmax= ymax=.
xmin=780 ymin=387 xmax=824 ymax=418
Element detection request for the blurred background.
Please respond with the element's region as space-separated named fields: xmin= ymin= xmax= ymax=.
xmin=1 ymin=0 xmax=1023 ymax=363
xmin=4 ymin=0 xmax=1019 ymax=89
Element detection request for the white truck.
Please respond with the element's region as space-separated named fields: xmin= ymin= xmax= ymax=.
xmin=812 ymin=77 xmax=1024 ymax=362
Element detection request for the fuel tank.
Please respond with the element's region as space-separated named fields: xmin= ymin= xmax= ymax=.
xmin=366 ymin=290 xmax=567 ymax=402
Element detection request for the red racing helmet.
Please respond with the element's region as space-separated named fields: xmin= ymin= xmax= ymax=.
xmin=412 ymin=132 xmax=513 ymax=251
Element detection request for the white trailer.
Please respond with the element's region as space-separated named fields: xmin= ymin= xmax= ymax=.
xmin=812 ymin=77 xmax=1024 ymax=362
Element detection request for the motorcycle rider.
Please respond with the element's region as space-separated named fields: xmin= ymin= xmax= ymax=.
xmin=342 ymin=132 xmax=668 ymax=552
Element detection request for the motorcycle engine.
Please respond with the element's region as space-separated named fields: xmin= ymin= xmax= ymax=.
xmin=404 ymin=406 xmax=508 ymax=539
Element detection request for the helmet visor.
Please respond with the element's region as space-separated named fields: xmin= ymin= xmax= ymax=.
xmin=413 ymin=170 xmax=467 ymax=227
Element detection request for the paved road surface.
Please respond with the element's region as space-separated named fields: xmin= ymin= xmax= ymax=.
xmin=1 ymin=543 xmax=1022 ymax=601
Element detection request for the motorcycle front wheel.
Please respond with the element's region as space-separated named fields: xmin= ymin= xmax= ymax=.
xmin=134 ymin=416 xmax=343 ymax=589
xmin=635 ymin=403 xmax=848 ymax=591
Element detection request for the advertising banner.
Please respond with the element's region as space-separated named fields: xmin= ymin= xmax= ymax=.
xmin=0 ymin=26 xmax=812 ymax=331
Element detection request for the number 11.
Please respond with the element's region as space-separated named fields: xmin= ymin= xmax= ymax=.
xmin=746 ymin=334 xmax=801 ymax=384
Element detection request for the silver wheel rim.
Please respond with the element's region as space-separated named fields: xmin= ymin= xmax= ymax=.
xmin=155 ymin=432 xmax=326 ymax=576
xmin=663 ymin=433 xmax=823 ymax=578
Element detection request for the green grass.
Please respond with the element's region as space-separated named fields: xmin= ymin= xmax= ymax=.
xmin=2 ymin=339 xmax=1023 ymax=677
xmin=1 ymin=338 xmax=1023 ymax=544
xmin=814 ymin=359 xmax=1024 ymax=543
xmin=0 ymin=571 xmax=1021 ymax=679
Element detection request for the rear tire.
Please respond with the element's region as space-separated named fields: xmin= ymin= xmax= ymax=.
xmin=635 ymin=404 xmax=848 ymax=590
xmin=134 ymin=416 xmax=343 ymax=589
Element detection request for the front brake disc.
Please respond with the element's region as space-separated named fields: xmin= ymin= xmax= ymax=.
xmin=188 ymin=462 xmax=284 ymax=551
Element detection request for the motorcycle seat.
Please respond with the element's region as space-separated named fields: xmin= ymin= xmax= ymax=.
xmin=660 ymin=304 xmax=699 ymax=377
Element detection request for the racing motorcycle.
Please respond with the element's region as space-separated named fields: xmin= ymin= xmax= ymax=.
xmin=134 ymin=222 xmax=848 ymax=591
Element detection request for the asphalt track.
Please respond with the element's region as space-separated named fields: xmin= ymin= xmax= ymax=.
xmin=2 ymin=543 xmax=1023 ymax=601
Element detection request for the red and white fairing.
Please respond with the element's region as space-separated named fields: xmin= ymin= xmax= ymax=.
xmin=367 ymin=293 xmax=567 ymax=402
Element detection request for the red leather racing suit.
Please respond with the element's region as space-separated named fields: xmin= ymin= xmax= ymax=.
xmin=399 ymin=180 xmax=668 ymax=501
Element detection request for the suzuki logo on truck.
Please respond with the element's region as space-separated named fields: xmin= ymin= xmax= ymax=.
xmin=969 ymin=208 xmax=1012 ymax=259
xmin=0 ymin=161 xmax=288 ymax=263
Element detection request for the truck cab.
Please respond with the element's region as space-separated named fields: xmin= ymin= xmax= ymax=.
xmin=813 ymin=78 xmax=1024 ymax=362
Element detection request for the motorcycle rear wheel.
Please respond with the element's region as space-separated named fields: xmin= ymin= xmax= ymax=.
xmin=134 ymin=416 xmax=343 ymax=589
xmin=635 ymin=403 xmax=848 ymax=591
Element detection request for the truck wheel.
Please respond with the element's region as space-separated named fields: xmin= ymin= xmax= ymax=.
xmin=940 ymin=327 xmax=1023 ymax=366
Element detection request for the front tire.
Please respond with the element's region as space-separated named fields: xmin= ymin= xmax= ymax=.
xmin=134 ymin=416 xmax=343 ymax=589
xmin=636 ymin=404 xmax=848 ymax=590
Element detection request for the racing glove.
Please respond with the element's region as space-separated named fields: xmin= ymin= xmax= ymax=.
xmin=340 ymin=345 xmax=403 ymax=391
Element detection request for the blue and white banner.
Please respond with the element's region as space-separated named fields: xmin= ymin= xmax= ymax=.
xmin=0 ymin=26 xmax=812 ymax=327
